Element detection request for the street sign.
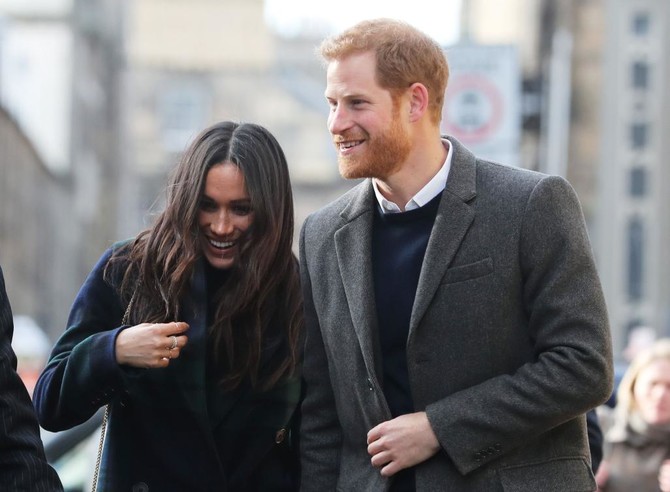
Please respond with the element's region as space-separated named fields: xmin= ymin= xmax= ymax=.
xmin=441 ymin=44 xmax=521 ymax=166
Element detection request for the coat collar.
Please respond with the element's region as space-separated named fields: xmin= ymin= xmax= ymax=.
xmin=409 ymin=137 xmax=476 ymax=341
xmin=171 ymin=258 xmax=210 ymax=429
xmin=333 ymin=137 xmax=477 ymax=369
xmin=334 ymin=183 xmax=382 ymax=378
xmin=172 ymin=258 xmax=247 ymax=449
xmin=337 ymin=136 xmax=476 ymax=219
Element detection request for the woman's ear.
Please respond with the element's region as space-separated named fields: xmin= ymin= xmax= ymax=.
xmin=408 ymin=82 xmax=429 ymax=122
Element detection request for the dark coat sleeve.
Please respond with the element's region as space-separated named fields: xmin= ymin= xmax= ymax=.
xmin=32 ymin=247 xmax=128 ymax=432
xmin=425 ymin=174 xmax=613 ymax=475
xmin=0 ymin=266 xmax=63 ymax=491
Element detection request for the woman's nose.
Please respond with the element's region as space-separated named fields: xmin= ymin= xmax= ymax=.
xmin=211 ymin=212 xmax=233 ymax=235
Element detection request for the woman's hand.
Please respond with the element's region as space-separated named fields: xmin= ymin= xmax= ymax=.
xmin=115 ymin=321 xmax=189 ymax=368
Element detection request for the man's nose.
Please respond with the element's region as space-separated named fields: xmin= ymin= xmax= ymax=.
xmin=328 ymin=105 xmax=351 ymax=135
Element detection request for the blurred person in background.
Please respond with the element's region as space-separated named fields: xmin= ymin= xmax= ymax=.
xmin=0 ymin=265 xmax=63 ymax=491
xmin=604 ymin=325 xmax=657 ymax=409
xmin=596 ymin=338 xmax=670 ymax=491
xmin=298 ymin=18 xmax=613 ymax=491
xmin=622 ymin=325 xmax=657 ymax=363
xmin=32 ymin=121 xmax=303 ymax=491
xmin=588 ymin=408 xmax=604 ymax=474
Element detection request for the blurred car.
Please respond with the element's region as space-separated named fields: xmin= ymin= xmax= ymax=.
xmin=42 ymin=411 xmax=103 ymax=492
xmin=11 ymin=315 xmax=51 ymax=397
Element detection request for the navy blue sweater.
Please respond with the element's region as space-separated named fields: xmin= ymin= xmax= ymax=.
xmin=371 ymin=193 xmax=441 ymax=492
xmin=371 ymin=192 xmax=441 ymax=417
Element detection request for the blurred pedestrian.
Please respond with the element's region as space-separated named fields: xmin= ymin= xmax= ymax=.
xmin=0 ymin=266 xmax=63 ymax=491
xmin=33 ymin=121 xmax=303 ymax=491
xmin=588 ymin=408 xmax=604 ymax=473
xmin=596 ymin=338 xmax=670 ymax=491
xmin=299 ymin=18 xmax=613 ymax=491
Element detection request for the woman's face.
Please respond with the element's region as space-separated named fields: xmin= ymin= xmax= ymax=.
xmin=198 ymin=162 xmax=254 ymax=270
xmin=633 ymin=358 xmax=670 ymax=425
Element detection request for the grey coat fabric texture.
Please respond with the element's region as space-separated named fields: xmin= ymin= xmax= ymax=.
xmin=298 ymin=137 xmax=613 ymax=491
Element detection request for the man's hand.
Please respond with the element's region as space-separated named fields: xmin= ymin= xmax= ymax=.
xmin=367 ymin=411 xmax=440 ymax=477
xmin=659 ymin=459 xmax=670 ymax=491
xmin=595 ymin=460 xmax=609 ymax=490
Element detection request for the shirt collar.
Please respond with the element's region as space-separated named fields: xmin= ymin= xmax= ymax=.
xmin=373 ymin=139 xmax=452 ymax=214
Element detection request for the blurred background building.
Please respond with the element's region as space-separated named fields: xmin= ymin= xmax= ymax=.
xmin=120 ymin=0 xmax=339 ymax=240
xmin=0 ymin=0 xmax=668 ymax=367
xmin=0 ymin=0 xmax=125 ymax=342
xmin=596 ymin=0 xmax=670 ymax=358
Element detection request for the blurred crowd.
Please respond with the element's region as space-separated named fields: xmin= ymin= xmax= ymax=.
xmin=596 ymin=335 xmax=670 ymax=491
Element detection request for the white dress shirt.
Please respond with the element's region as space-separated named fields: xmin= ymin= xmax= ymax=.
xmin=373 ymin=139 xmax=453 ymax=214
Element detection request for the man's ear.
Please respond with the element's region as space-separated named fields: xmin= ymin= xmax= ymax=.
xmin=408 ymin=82 xmax=429 ymax=122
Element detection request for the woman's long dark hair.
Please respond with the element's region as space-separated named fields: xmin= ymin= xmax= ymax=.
xmin=106 ymin=121 xmax=302 ymax=390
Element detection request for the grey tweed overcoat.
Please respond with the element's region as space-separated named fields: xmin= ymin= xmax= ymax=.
xmin=298 ymin=137 xmax=613 ymax=491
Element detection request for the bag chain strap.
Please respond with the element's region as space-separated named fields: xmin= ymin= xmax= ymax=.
xmin=91 ymin=289 xmax=136 ymax=492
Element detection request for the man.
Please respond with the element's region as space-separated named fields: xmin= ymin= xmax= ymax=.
xmin=0 ymin=266 xmax=63 ymax=491
xmin=299 ymin=18 xmax=613 ymax=491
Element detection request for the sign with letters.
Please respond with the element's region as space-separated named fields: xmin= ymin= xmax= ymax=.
xmin=441 ymin=44 xmax=521 ymax=167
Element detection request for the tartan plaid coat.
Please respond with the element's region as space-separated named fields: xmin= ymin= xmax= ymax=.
xmin=33 ymin=244 xmax=301 ymax=491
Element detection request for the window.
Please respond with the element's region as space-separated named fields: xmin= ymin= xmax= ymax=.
xmin=631 ymin=123 xmax=648 ymax=149
xmin=158 ymin=83 xmax=210 ymax=153
xmin=632 ymin=61 xmax=649 ymax=89
xmin=627 ymin=217 xmax=644 ymax=301
xmin=632 ymin=12 xmax=650 ymax=36
xmin=629 ymin=167 xmax=647 ymax=197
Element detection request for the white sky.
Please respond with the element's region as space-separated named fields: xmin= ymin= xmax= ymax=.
xmin=264 ymin=0 xmax=463 ymax=46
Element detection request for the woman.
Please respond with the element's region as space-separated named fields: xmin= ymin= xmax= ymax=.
xmin=596 ymin=338 xmax=670 ymax=491
xmin=33 ymin=121 xmax=303 ymax=491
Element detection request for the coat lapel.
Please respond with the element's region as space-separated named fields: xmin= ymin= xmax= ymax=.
xmin=172 ymin=260 xmax=210 ymax=429
xmin=334 ymin=182 xmax=383 ymax=378
xmin=409 ymin=138 xmax=477 ymax=338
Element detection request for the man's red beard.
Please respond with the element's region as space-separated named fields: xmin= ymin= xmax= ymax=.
xmin=336 ymin=107 xmax=411 ymax=180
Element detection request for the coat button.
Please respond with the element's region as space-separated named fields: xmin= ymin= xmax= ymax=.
xmin=275 ymin=428 xmax=287 ymax=444
xmin=367 ymin=378 xmax=374 ymax=391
